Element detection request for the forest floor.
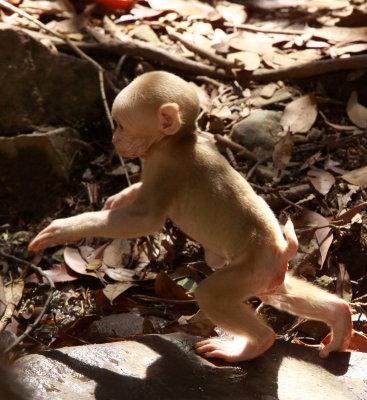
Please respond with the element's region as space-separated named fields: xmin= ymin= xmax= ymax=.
xmin=0 ymin=0 xmax=366 ymax=360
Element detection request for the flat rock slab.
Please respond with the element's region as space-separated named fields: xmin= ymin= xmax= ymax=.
xmin=15 ymin=333 xmax=366 ymax=400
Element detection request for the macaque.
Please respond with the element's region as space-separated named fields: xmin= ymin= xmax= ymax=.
xmin=28 ymin=71 xmax=352 ymax=362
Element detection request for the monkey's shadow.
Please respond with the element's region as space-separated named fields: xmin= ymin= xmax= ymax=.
xmin=42 ymin=335 xmax=351 ymax=400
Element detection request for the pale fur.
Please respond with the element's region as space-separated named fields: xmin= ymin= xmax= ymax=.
xmin=29 ymin=71 xmax=352 ymax=362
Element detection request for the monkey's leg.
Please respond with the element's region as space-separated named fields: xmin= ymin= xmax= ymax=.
xmin=260 ymin=274 xmax=352 ymax=357
xmin=194 ymin=267 xmax=276 ymax=362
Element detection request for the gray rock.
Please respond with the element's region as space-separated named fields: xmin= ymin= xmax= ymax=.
xmin=0 ymin=127 xmax=83 ymax=219
xmin=14 ymin=333 xmax=367 ymax=400
xmin=0 ymin=28 xmax=106 ymax=137
xmin=230 ymin=110 xmax=283 ymax=157
xmin=86 ymin=313 xmax=146 ymax=341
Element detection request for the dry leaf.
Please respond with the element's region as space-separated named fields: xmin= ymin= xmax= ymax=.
xmin=302 ymin=209 xmax=333 ymax=268
xmin=248 ymin=0 xmax=305 ymax=9
xmin=216 ymin=1 xmax=247 ymax=25
xmin=211 ymin=106 xmax=232 ymax=119
xmin=281 ymin=94 xmax=318 ymax=134
xmin=103 ymin=282 xmax=135 ymax=304
xmin=104 ymin=267 xmax=136 ymax=282
xmin=5 ymin=280 xmax=24 ymax=306
xmin=155 ymin=271 xmax=190 ymax=300
xmin=338 ymin=201 xmax=367 ymax=224
xmin=347 ymin=91 xmax=367 ymax=128
xmin=64 ymin=246 xmax=99 ymax=278
xmin=332 ymin=43 xmax=367 ymax=57
xmin=25 ymin=264 xmax=79 ymax=284
xmin=273 ymin=133 xmax=293 ymax=169
xmin=146 ymin=0 xmax=220 ymax=19
xmin=227 ymin=51 xmax=260 ymax=71
xmin=260 ymin=83 xmax=278 ymax=99
xmin=86 ymin=259 xmax=102 ymax=272
xmin=341 ymin=166 xmax=367 ymax=187
xmin=103 ymin=239 xmax=132 ymax=268
xmin=229 ymin=32 xmax=273 ymax=55
xmin=307 ymin=168 xmax=335 ymax=195
xmin=314 ymin=26 xmax=367 ymax=44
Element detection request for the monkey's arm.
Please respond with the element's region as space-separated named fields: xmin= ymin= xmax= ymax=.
xmin=28 ymin=202 xmax=166 ymax=252
xmin=29 ymin=159 xmax=177 ymax=252
xmin=103 ymin=182 xmax=142 ymax=210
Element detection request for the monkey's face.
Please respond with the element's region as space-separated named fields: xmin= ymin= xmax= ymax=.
xmin=112 ymin=109 xmax=161 ymax=158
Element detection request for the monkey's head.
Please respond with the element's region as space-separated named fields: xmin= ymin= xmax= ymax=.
xmin=111 ymin=71 xmax=200 ymax=158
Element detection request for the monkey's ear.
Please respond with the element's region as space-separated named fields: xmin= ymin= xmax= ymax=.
xmin=158 ymin=103 xmax=181 ymax=135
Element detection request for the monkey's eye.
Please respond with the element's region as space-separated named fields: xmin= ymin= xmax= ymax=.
xmin=113 ymin=120 xmax=123 ymax=130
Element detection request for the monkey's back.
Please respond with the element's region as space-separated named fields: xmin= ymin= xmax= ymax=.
xmin=162 ymin=133 xmax=286 ymax=261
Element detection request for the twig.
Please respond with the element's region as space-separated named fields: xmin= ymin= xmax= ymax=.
xmin=246 ymin=156 xmax=271 ymax=180
xmin=214 ymin=134 xmax=258 ymax=161
xmin=167 ymin=30 xmax=236 ymax=69
xmin=277 ymin=192 xmax=303 ymax=210
xmin=0 ymin=251 xmax=55 ymax=353
xmin=133 ymin=294 xmax=197 ymax=305
xmin=293 ymin=129 xmax=367 ymax=153
xmin=0 ymin=301 xmax=16 ymax=333
xmin=295 ymin=221 xmax=345 ymax=233
xmin=55 ymin=39 xmax=233 ymax=80
xmin=237 ymin=54 xmax=367 ymax=83
xmin=224 ymin=22 xmax=306 ymax=36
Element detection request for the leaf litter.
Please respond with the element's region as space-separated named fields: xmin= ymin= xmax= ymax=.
xmin=0 ymin=0 xmax=366 ymax=356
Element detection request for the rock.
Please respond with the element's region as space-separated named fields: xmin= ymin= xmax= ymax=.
xmin=255 ymin=164 xmax=278 ymax=183
xmin=0 ymin=28 xmax=107 ymax=138
xmin=14 ymin=333 xmax=367 ymax=400
xmin=230 ymin=110 xmax=283 ymax=158
xmin=86 ymin=313 xmax=145 ymax=341
xmin=0 ymin=363 xmax=30 ymax=400
xmin=0 ymin=127 xmax=83 ymax=220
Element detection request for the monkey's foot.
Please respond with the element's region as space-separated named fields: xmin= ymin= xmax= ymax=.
xmin=319 ymin=300 xmax=352 ymax=358
xmin=194 ymin=333 xmax=275 ymax=362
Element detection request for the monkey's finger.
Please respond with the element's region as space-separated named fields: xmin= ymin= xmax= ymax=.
xmin=28 ymin=236 xmax=51 ymax=252
xmin=28 ymin=231 xmax=62 ymax=251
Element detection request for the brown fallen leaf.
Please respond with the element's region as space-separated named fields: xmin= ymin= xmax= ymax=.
xmin=302 ymin=209 xmax=333 ymax=268
xmin=260 ymin=83 xmax=279 ymax=99
xmin=341 ymin=166 xmax=367 ymax=187
xmin=216 ymin=1 xmax=247 ymax=25
xmin=4 ymin=280 xmax=24 ymax=307
xmin=25 ymin=263 xmax=79 ymax=284
xmin=155 ymin=271 xmax=191 ymax=300
xmin=227 ymin=51 xmax=260 ymax=71
xmin=102 ymin=239 xmax=132 ymax=268
xmin=229 ymin=32 xmax=273 ymax=55
xmin=280 ymin=93 xmax=318 ymax=134
xmin=338 ymin=201 xmax=367 ymax=224
xmin=146 ymin=0 xmax=220 ymax=19
xmin=307 ymin=168 xmax=335 ymax=195
xmin=273 ymin=133 xmax=293 ymax=169
xmin=247 ymin=0 xmax=305 ymax=9
xmin=332 ymin=43 xmax=367 ymax=57
xmin=103 ymin=282 xmax=136 ymax=304
xmin=314 ymin=26 xmax=367 ymax=44
xmin=347 ymin=91 xmax=367 ymax=128
xmin=64 ymin=246 xmax=99 ymax=278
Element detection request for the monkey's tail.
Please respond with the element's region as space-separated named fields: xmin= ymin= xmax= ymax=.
xmin=283 ymin=219 xmax=298 ymax=261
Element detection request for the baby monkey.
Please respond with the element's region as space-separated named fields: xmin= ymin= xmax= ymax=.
xmin=29 ymin=71 xmax=352 ymax=362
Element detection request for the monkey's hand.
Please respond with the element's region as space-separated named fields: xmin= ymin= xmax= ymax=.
xmin=28 ymin=216 xmax=87 ymax=252
xmin=103 ymin=182 xmax=142 ymax=210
